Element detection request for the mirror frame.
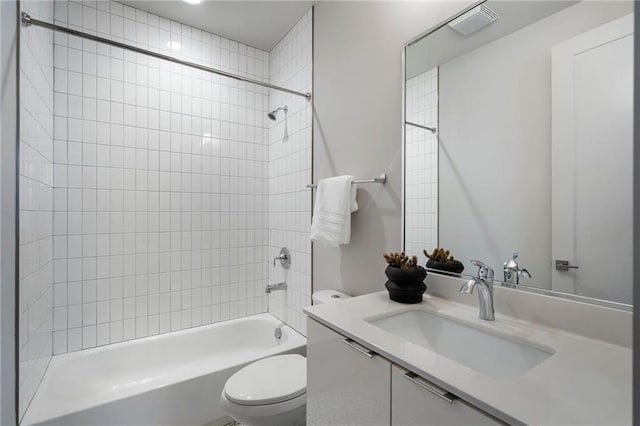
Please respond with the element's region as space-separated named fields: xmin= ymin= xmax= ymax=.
xmin=400 ymin=0 xmax=633 ymax=312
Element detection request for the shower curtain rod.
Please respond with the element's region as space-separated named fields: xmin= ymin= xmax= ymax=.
xmin=21 ymin=12 xmax=312 ymax=99
xmin=405 ymin=121 xmax=437 ymax=133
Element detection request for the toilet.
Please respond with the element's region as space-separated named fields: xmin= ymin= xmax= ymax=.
xmin=220 ymin=290 xmax=350 ymax=426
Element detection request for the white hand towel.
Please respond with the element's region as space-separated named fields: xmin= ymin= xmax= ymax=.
xmin=310 ymin=175 xmax=358 ymax=246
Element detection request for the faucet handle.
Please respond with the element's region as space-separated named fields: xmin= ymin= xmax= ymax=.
xmin=504 ymin=253 xmax=519 ymax=269
xmin=273 ymin=247 xmax=291 ymax=269
xmin=273 ymin=254 xmax=285 ymax=266
xmin=470 ymin=259 xmax=494 ymax=279
xmin=504 ymin=253 xmax=519 ymax=270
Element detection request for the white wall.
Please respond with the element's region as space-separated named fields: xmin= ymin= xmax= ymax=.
xmin=268 ymin=9 xmax=312 ymax=335
xmin=312 ymin=1 xmax=472 ymax=296
xmin=51 ymin=0 xmax=272 ymax=353
xmin=19 ymin=0 xmax=55 ymax=418
xmin=0 ymin=1 xmax=17 ymax=423
xmin=438 ymin=1 xmax=632 ymax=288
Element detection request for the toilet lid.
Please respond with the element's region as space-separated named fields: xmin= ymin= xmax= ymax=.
xmin=224 ymin=354 xmax=306 ymax=406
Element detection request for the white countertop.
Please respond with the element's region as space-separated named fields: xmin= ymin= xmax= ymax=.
xmin=304 ymin=291 xmax=631 ymax=425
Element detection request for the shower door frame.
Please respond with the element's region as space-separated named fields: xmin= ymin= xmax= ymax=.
xmin=2 ymin=1 xmax=20 ymax=424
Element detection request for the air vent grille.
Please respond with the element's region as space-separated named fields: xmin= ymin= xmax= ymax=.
xmin=447 ymin=4 xmax=500 ymax=36
xmin=480 ymin=4 xmax=499 ymax=21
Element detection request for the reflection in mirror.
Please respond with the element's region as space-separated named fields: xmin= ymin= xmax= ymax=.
xmin=403 ymin=1 xmax=634 ymax=306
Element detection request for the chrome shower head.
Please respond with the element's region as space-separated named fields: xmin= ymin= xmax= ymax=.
xmin=268 ymin=105 xmax=288 ymax=121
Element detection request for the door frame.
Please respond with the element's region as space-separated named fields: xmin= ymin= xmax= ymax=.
xmin=550 ymin=13 xmax=634 ymax=296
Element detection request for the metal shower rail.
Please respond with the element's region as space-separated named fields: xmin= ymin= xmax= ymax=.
xmin=20 ymin=12 xmax=312 ymax=99
xmin=405 ymin=121 xmax=436 ymax=133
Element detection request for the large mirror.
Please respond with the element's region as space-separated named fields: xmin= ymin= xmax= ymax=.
xmin=403 ymin=0 xmax=634 ymax=306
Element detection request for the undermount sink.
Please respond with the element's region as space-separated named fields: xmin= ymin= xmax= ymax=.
xmin=368 ymin=310 xmax=553 ymax=380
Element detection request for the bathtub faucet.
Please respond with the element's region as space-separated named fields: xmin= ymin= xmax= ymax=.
xmin=265 ymin=282 xmax=287 ymax=294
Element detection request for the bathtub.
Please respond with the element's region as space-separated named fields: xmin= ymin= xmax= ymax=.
xmin=22 ymin=313 xmax=306 ymax=426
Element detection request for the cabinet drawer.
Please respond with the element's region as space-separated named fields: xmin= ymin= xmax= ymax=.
xmin=307 ymin=318 xmax=391 ymax=426
xmin=391 ymin=365 xmax=504 ymax=426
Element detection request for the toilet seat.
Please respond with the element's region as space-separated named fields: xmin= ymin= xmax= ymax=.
xmin=220 ymin=389 xmax=306 ymax=426
xmin=224 ymin=354 xmax=306 ymax=406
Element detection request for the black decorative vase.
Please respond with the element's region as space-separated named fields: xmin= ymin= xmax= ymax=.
xmin=426 ymin=259 xmax=465 ymax=277
xmin=384 ymin=266 xmax=427 ymax=304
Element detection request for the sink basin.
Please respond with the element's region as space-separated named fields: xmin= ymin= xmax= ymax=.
xmin=368 ymin=310 xmax=552 ymax=380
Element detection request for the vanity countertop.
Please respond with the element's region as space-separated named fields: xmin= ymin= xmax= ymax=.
xmin=304 ymin=291 xmax=631 ymax=425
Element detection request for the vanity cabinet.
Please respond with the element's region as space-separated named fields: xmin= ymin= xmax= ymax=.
xmin=307 ymin=319 xmax=391 ymax=426
xmin=391 ymin=365 xmax=503 ymax=425
xmin=307 ymin=318 xmax=504 ymax=426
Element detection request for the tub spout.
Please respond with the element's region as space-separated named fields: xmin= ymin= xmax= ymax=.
xmin=265 ymin=282 xmax=287 ymax=294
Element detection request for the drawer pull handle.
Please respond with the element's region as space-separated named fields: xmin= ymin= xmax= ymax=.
xmin=404 ymin=372 xmax=456 ymax=404
xmin=343 ymin=338 xmax=375 ymax=358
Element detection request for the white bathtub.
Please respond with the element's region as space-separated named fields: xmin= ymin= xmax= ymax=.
xmin=22 ymin=313 xmax=306 ymax=426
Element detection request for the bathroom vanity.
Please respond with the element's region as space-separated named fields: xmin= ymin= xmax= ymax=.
xmin=306 ymin=316 xmax=502 ymax=425
xmin=304 ymin=276 xmax=631 ymax=425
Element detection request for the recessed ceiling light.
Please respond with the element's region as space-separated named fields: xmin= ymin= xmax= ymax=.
xmin=183 ymin=0 xmax=203 ymax=4
xmin=166 ymin=41 xmax=181 ymax=51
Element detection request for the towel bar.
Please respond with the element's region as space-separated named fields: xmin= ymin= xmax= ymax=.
xmin=306 ymin=174 xmax=387 ymax=189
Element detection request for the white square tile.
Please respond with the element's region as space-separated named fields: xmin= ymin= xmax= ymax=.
xmin=67 ymin=304 xmax=82 ymax=327
xmin=67 ymin=328 xmax=82 ymax=352
xmin=53 ymin=331 xmax=68 ymax=355
xmin=42 ymin=0 xmax=312 ymax=360
xmin=82 ymin=325 xmax=97 ymax=349
xmin=97 ymin=323 xmax=110 ymax=346
xmin=68 ymin=48 xmax=82 ymax=72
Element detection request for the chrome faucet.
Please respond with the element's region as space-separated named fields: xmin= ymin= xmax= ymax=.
xmin=503 ymin=253 xmax=531 ymax=287
xmin=459 ymin=260 xmax=495 ymax=321
xmin=265 ymin=282 xmax=287 ymax=294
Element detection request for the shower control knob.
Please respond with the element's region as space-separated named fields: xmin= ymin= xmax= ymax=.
xmin=273 ymin=247 xmax=291 ymax=269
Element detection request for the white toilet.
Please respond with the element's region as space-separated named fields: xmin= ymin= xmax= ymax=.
xmin=220 ymin=290 xmax=350 ymax=426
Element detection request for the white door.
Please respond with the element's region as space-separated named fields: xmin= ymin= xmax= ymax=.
xmin=551 ymin=14 xmax=633 ymax=304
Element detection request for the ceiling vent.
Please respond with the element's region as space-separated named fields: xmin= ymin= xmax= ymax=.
xmin=447 ymin=4 xmax=500 ymax=36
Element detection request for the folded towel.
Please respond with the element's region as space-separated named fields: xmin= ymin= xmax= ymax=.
xmin=310 ymin=175 xmax=358 ymax=246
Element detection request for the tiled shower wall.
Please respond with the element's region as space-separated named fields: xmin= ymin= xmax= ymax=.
xmin=405 ymin=67 xmax=438 ymax=264
xmin=268 ymin=10 xmax=313 ymax=335
xmin=19 ymin=0 xmax=54 ymax=418
xmin=51 ymin=0 xmax=274 ymax=353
